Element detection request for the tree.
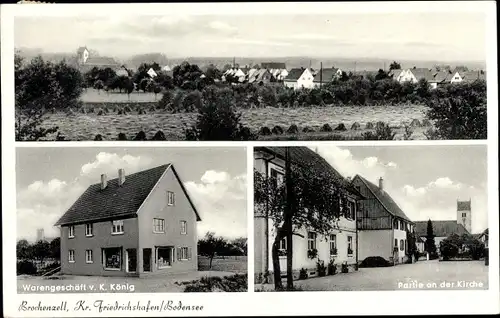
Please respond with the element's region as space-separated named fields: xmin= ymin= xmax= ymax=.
xmin=15 ymin=55 xmax=83 ymax=141
xmin=254 ymin=150 xmax=350 ymax=290
xmin=231 ymin=237 xmax=248 ymax=255
xmin=94 ymin=79 xmax=104 ymax=94
xmin=184 ymin=86 xmax=256 ymax=141
xmin=205 ymin=64 xmax=222 ymax=81
xmin=17 ymin=239 xmax=33 ymax=260
xmin=198 ymin=232 xmax=227 ymax=269
xmin=33 ymin=240 xmax=51 ymax=264
xmin=172 ymin=61 xmax=203 ymax=87
xmin=389 ymin=61 xmax=401 ymax=70
xmin=139 ymin=78 xmax=151 ymax=93
xmin=425 ymin=80 xmax=486 ymax=139
xmin=405 ymin=229 xmax=418 ymax=262
xmin=49 ymin=237 xmax=61 ymax=260
xmin=124 ymin=78 xmax=135 ymax=100
xmin=424 ymin=219 xmax=437 ymax=257
xmin=375 ymin=69 xmax=389 ymax=81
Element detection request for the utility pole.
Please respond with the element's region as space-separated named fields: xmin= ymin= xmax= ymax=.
xmin=233 ymin=57 xmax=236 ymax=69
xmin=285 ymin=147 xmax=293 ymax=290
xmin=354 ymin=61 xmax=357 ymax=73
xmin=320 ymin=62 xmax=323 ymax=88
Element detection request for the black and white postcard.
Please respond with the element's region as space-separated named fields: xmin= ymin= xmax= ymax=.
xmin=1 ymin=1 xmax=498 ymax=317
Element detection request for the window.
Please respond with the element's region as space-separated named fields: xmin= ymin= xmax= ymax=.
xmin=279 ymin=237 xmax=287 ymax=251
xmin=180 ymin=221 xmax=187 ymax=235
xmin=85 ymin=223 xmax=93 ymax=237
xmin=85 ymin=250 xmax=93 ymax=263
xmin=400 ymin=239 xmax=405 ymax=251
xmin=167 ymin=191 xmax=175 ymax=206
xmin=111 ymin=220 xmax=124 ymax=234
xmin=103 ymin=247 xmax=121 ymax=270
xmin=270 ymin=167 xmax=284 ymax=189
xmin=157 ymin=247 xmax=173 ymax=268
xmin=153 ymin=218 xmax=165 ymax=233
xmin=307 ymin=232 xmax=317 ymax=250
xmin=394 ymin=239 xmax=398 ymax=249
xmin=68 ymin=226 xmax=75 ymax=238
xmin=399 ymin=221 xmax=403 ymax=230
xmin=393 ymin=219 xmax=398 ymax=230
xmin=330 ymin=234 xmax=337 ymax=255
xmin=346 ymin=201 xmax=355 ymax=220
xmin=178 ymin=247 xmax=191 ymax=261
xmin=462 ymin=213 xmax=467 ymax=218
xmin=347 ymin=236 xmax=353 ymax=255
xmin=68 ymin=250 xmax=75 ymax=263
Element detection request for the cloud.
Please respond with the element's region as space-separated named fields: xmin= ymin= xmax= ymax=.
xmin=207 ymin=21 xmax=238 ymax=35
xmin=286 ymin=33 xmax=340 ymax=40
xmin=80 ymin=152 xmax=153 ymax=179
xmin=200 ymin=170 xmax=230 ymax=184
xmin=428 ymin=177 xmax=462 ymax=190
xmin=185 ymin=172 xmax=247 ymax=239
xmin=403 ymin=185 xmax=427 ymax=197
xmin=313 ymin=146 xmax=396 ymax=182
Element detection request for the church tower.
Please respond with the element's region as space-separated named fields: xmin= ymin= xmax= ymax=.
xmin=457 ymin=199 xmax=472 ymax=233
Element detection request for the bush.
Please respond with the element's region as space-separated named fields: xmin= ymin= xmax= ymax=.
xmin=359 ymin=256 xmax=391 ymax=268
xmin=271 ymin=125 xmax=284 ymax=135
xmin=259 ymin=126 xmax=272 ymax=136
xmin=117 ymin=132 xmax=128 ymax=140
xmin=334 ymin=123 xmax=347 ymax=131
xmin=365 ymin=122 xmax=374 ymax=129
xmin=362 ymin=122 xmax=396 ymax=140
xmin=302 ymin=126 xmax=315 ymax=133
xmin=94 ymin=134 xmax=103 ymax=141
xmin=298 ymin=268 xmax=308 ymax=280
xmin=183 ymin=274 xmax=247 ymax=292
xmin=17 ymin=260 xmax=37 ymax=275
xmin=320 ymin=123 xmax=333 ymax=132
xmin=151 ymin=130 xmax=166 ymax=140
xmin=316 ymin=260 xmax=327 ymax=277
xmin=425 ymin=80 xmax=486 ymax=139
xmin=133 ymin=131 xmax=147 ymax=140
xmin=341 ymin=263 xmax=349 ymax=273
xmin=287 ymin=124 xmax=299 ymax=134
xmin=351 ymin=122 xmax=361 ymax=130
xmin=327 ymin=259 xmax=336 ymax=275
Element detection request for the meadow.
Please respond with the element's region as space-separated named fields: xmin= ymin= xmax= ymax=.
xmin=197 ymin=256 xmax=248 ymax=274
xmin=42 ymin=93 xmax=430 ymax=141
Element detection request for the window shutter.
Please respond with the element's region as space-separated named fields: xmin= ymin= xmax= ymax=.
xmin=188 ymin=247 xmax=192 ymax=260
xmin=177 ymin=247 xmax=181 ymax=261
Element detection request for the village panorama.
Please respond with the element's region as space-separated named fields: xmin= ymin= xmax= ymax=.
xmin=14 ymin=46 xmax=486 ymax=142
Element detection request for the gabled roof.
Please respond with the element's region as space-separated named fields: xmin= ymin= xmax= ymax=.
xmin=77 ymin=46 xmax=88 ymax=54
xmin=54 ymin=164 xmax=201 ymax=226
xmin=256 ymin=147 xmax=363 ymax=198
xmin=354 ymin=175 xmax=412 ymax=222
xmin=414 ymin=220 xmax=469 ymax=237
xmin=388 ymin=69 xmax=403 ymax=78
xmin=313 ymin=68 xmax=337 ymax=83
xmin=284 ymin=68 xmax=305 ymax=81
xmin=261 ymin=62 xmax=286 ymax=69
xmin=457 ymin=200 xmax=471 ymax=211
xmin=409 ymin=68 xmax=434 ymax=81
xmin=430 ymin=70 xmax=451 ymax=83
xmin=460 ymin=71 xmax=486 ymax=82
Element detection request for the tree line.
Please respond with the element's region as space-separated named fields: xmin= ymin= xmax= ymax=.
xmin=16 ymin=238 xmax=60 ymax=275
xmin=197 ymin=232 xmax=248 ymax=269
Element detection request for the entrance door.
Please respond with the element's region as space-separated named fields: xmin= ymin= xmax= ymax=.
xmin=143 ymin=248 xmax=152 ymax=272
xmin=126 ymin=249 xmax=137 ymax=273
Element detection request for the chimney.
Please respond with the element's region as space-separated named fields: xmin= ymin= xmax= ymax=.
xmin=118 ymin=169 xmax=125 ymax=186
xmin=379 ymin=177 xmax=384 ymax=191
xmin=100 ymin=174 xmax=107 ymax=190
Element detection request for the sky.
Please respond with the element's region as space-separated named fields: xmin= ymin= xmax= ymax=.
xmin=14 ymin=12 xmax=486 ymax=61
xmin=16 ymin=147 xmax=247 ymax=242
xmin=313 ymin=145 xmax=488 ymax=233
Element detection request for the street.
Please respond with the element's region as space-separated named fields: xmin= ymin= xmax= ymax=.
xmin=257 ymin=260 xmax=488 ymax=291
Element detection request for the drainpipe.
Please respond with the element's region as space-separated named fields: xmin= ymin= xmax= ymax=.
xmin=255 ymin=153 xmax=276 ymax=277
xmin=355 ymin=200 xmax=359 ymax=269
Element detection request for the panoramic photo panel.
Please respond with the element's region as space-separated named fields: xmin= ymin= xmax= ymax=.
xmin=14 ymin=11 xmax=486 ymax=141
xmin=253 ymin=145 xmax=488 ymax=291
xmin=16 ymin=147 xmax=248 ymax=293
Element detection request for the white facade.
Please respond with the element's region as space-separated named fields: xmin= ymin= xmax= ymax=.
xmin=396 ymin=69 xmax=417 ymax=83
xmin=254 ymin=149 xmax=358 ymax=277
xmin=449 ymin=72 xmax=463 ymax=83
xmin=284 ymin=68 xmax=315 ymax=90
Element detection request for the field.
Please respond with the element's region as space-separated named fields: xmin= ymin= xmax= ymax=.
xmin=41 ymin=102 xmax=430 ymax=141
xmin=197 ymin=256 xmax=247 ymax=274
xmin=81 ymin=88 xmax=162 ymax=103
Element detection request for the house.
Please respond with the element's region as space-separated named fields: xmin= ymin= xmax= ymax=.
xmin=147 ymin=68 xmax=158 ymax=78
xmin=449 ymin=70 xmax=486 ymax=84
xmin=54 ymin=164 xmax=201 ymax=277
xmin=478 ymin=228 xmax=489 ymax=248
xmin=254 ymin=147 xmax=363 ymax=281
xmin=351 ymin=175 xmax=414 ymax=265
xmin=283 ymin=68 xmax=315 ymax=90
xmin=162 ymin=65 xmax=172 ymax=72
xmin=312 ymin=67 xmax=343 ymax=87
xmin=388 ymin=69 xmax=404 ymax=80
xmin=248 ymin=69 xmax=273 ymax=85
xmin=396 ymin=67 xmax=434 ymax=83
xmin=414 ymin=220 xmax=470 ymax=254
xmin=428 ymin=70 xmax=451 ymax=89
xmin=115 ymin=69 xmax=129 ymax=77
xmin=76 ymin=46 xmax=121 ymax=73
